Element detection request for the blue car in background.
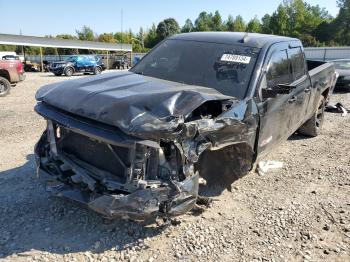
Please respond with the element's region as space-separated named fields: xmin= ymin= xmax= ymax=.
xmin=49 ymin=55 xmax=105 ymax=76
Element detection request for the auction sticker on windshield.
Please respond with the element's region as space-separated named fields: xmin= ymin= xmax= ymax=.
xmin=221 ymin=54 xmax=251 ymax=64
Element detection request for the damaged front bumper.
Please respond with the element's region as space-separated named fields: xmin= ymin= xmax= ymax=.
xmin=42 ymin=170 xmax=198 ymax=220
xmin=34 ymin=103 xmax=199 ymax=220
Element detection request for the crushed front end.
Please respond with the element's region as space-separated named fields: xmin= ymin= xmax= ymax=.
xmin=34 ymin=103 xmax=199 ymax=220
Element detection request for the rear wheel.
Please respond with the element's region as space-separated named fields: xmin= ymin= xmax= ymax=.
xmin=64 ymin=67 xmax=74 ymax=77
xmin=0 ymin=76 xmax=11 ymax=97
xmin=298 ymin=96 xmax=325 ymax=137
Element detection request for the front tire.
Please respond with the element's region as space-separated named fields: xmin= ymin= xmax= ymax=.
xmin=298 ymin=96 xmax=325 ymax=137
xmin=0 ymin=76 xmax=11 ymax=97
xmin=64 ymin=67 xmax=74 ymax=77
xmin=93 ymin=66 xmax=101 ymax=75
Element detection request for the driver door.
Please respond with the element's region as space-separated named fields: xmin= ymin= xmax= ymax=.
xmin=257 ymin=43 xmax=296 ymax=156
xmin=75 ymin=56 xmax=85 ymax=72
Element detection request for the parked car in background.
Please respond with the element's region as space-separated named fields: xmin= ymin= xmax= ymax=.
xmin=0 ymin=59 xmax=25 ymax=96
xmin=332 ymin=59 xmax=350 ymax=89
xmin=2 ymin=55 xmax=20 ymax=60
xmin=0 ymin=51 xmax=17 ymax=60
xmin=34 ymin=32 xmax=337 ymax=220
xmin=0 ymin=58 xmax=25 ymax=81
xmin=23 ymin=60 xmax=41 ymax=72
xmin=49 ymin=55 xmax=104 ymax=76
xmin=113 ymin=55 xmax=131 ymax=69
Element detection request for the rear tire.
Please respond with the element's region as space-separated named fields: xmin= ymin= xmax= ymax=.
xmin=298 ymin=96 xmax=325 ymax=137
xmin=64 ymin=67 xmax=74 ymax=77
xmin=0 ymin=76 xmax=11 ymax=97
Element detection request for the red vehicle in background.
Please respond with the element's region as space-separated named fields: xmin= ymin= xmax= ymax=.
xmin=0 ymin=59 xmax=25 ymax=96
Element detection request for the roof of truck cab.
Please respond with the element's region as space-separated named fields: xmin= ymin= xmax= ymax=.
xmin=169 ymin=32 xmax=299 ymax=48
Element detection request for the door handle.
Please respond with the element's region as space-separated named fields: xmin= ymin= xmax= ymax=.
xmin=288 ymin=96 xmax=297 ymax=103
xmin=304 ymin=88 xmax=311 ymax=93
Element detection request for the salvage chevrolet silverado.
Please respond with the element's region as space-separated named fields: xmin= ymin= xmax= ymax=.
xmin=34 ymin=32 xmax=338 ymax=220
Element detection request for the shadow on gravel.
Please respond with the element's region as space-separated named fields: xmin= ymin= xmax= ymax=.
xmin=288 ymin=133 xmax=310 ymax=141
xmin=333 ymin=87 xmax=350 ymax=94
xmin=0 ymin=154 xmax=170 ymax=258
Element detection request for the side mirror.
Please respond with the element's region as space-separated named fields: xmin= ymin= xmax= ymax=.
xmin=262 ymin=83 xmax=296 ymax=98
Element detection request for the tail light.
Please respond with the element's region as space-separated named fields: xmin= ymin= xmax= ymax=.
xmin=17 ymin=61 xmax=23 ymax=73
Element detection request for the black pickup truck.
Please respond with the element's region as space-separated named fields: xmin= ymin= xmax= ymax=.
xmin=34 ymin=32 xmax=337 ymax=220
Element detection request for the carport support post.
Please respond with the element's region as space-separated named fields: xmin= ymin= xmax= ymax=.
xmin=40 ymin=47 xmax=44 ymax=72
xmin=106 ymin=51 xmax=109 ymax=70
xmin=130 ymin=51 xmax=132 ymax=67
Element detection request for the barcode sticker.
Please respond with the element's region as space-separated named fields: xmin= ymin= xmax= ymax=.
xmin=221 ymin=54 xmax=251 ymax=64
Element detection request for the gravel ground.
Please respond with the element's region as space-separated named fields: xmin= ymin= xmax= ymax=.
xmin=0 ymin=72 xmax=349 ymax=262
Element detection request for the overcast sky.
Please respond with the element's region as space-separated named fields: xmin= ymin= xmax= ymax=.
xmin=0 ymin=0 xmax=339 ymax=36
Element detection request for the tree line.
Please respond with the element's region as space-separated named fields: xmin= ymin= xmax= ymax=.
xmin=1 ymin=0 xmax=349 ymax=55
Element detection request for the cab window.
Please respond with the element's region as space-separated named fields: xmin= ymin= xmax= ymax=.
xmin=266 ymin=50 xmax=292 ymax=89
xmin=289 ymin=47 xmax=306 ymax=81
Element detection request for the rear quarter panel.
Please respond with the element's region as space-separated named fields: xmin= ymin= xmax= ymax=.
xmin=0 ymin=61 xmax=20 ymax=83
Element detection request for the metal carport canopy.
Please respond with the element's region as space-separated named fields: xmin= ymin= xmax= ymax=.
xmin=0 ymin=33 xmax=132 ymax=51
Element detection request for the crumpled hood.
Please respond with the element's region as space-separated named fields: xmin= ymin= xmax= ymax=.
xmin=36 ymin=71 xmax=237 ymax=139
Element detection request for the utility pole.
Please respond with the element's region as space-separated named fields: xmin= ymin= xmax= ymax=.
xmin=121 ymin=9 xmax=123 ymax=44
xmin=20 ymin=29 xmax=24 ymax=56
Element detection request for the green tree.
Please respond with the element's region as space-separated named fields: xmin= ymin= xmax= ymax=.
xmin=212 ymin=11 xmax=223 ymax=31
xmin=181 ymin=19 xmax=194 ymax=33
xmin=156 ymin=18 xmax=180 ymax=41
xmin=232 ymin=15 xmax=246 ymax=32
xmin=334 ymin=0 xmax=350 ymax=45
xmin=195 ymin=12 xmax=213 ymax=31
xmin=76 ymin=26 xmax=95 ymax=41
xmin=315 ymin=21 xmax=335 ymax=44
xmin=261 ymin=14 xmax=272 ymax=34
xmin=246 ymin=17 xmax=261 ymax=33
xmin=268 ymin=0 xmax=332 ymax=41
xmin=299 ymin=33 xmax=320 ymax=47
xmin=0 ymin=45 xmax=18 ymax=52
xmin=98 ymin=33 xmax=116 ymax=43
xmin=225 ymin=15 xmax=235 ymax=31
xmin=269 ymin=5 xmax=288 ymax=35
xmin=144 ymin=24 xmax=158 ymax=48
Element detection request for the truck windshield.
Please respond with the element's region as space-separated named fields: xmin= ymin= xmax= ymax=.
xmin=131 ymin=39 xmax=260 ymax=98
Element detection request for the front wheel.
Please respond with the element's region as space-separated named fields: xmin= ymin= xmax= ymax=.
xmin=93 ymin=66 xmax=101 ymax=75
xmin=0 ymin=76 xmax=11 ymax=97
xmin=64 ymin=67 xmax=74 ymax=77
xmin=298 ymin=96 xmax=325 ymax=137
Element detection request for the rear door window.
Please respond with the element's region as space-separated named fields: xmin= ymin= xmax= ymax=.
xmin=266 ymin=50 xmax=293 ymax=89
xmin=289 ymin=47 xmax=306 ymax=81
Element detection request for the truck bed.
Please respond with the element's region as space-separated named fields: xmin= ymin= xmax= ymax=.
xmin=307 ymin=59 xmax=337 ymax=97
xmin=304 ymin=60 xmax=337 ymax=118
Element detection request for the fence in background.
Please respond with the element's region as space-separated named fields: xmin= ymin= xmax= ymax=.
xmin=305 ymin=47 xmax=350 ymax=61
